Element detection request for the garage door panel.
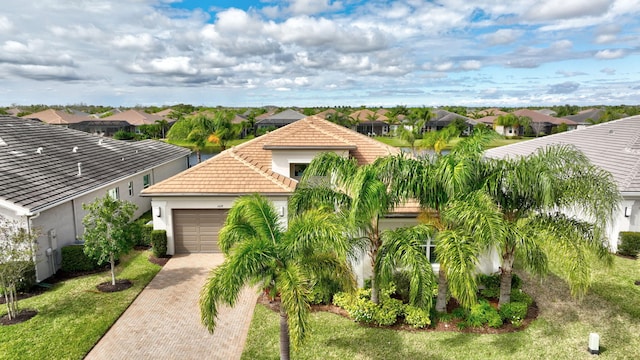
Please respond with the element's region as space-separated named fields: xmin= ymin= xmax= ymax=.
xmin=173 ymin=209 xmax=228 ymax=253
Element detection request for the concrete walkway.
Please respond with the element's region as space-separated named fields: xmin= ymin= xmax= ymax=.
xmin=85 ymin=254 xmax=259 ymax=360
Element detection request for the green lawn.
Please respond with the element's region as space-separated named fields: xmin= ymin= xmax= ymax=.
xmin=242 ymin=256 xmax=640 ymax=359
xmin=0 ymin=250 xmax=162 ymax=360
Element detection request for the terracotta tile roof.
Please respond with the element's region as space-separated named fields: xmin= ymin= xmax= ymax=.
xmin=102 ymin=109 xmax=165 ymax=126
xmin=513 ymin=109 xmax=577 ymax=126
xmin=142 ymin=116 xmax=400 ymax=196
xmin=349 ymin=109 xmax=389 ymax=122
xmin=23 ymin=109 xmax=92 ymax=125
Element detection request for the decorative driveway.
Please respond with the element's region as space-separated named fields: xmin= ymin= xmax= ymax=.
xmin=85 ymin=254 xmax=259 ymax=360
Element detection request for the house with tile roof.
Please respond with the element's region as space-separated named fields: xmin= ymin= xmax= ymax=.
xmin=425 ymin=109 xmax=477 ymax=134
xmin=254 ymin=109 xmax=306 ymax=131
xmin=349 ymin=109 xmax=389 ymax=136
xmin=142 ymin=116 xmax=432 ymax=283
xmin=563 ymin=108 xmax=605 ymax=129
xmin=0 ymin=116 xmax=191 ymax=281
xmin=485 ymin=115 xmax=640 ymax=253
xmin=22 ymin=109 xmax=93 ymax=127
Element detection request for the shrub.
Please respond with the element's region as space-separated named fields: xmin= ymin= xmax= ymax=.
xmin=61 ymin=245 xmax=100 ymax=272
xmin=404 ymin=305 xmax=431 ymax=328
xmin=113 ymin=130 xmax=135 ymax=140
xmin=151 ymin=230 xmax=167 ymax=258
xmin=0 ymin=261 xmax=36 ymax=293
xmin=466 ymin=300 xmax=503 ymax=328
xmin=499 ymin=301 xmax=528 ymax=327
xmin=333 ymin=288 xmax=405 ymax=326
xmin=618 ymin=231 xmax=640 ymax=258
xmin=478 ymin=273 xmax=522 ymax=298
xmin=310 ymin=277 xmax=343 ymax=305
xmin=391 ymin=270 xmax=411 ymax=303
xmin=510 ymin=289 xmax=534 ymax=307
xmin=124 ymin=218 xmax=153 ymax=247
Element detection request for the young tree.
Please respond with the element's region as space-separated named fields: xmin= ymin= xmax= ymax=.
xmin=200 ymin=194 xmax=354 ymax=360
xmin=0 ymin=216 xmax=38 ymax=320
xmin=82 ymin=195 xmax=137 ymax=286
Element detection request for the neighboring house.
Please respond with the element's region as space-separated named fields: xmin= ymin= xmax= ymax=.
xmin=254 ymin=109 xmax=306 ymax=131
xmin=0 ymin=116 xmax=191 ymax=281
xmin=485 ymin=115 xmax=640 ymax=253
xmin=101 ymin=109 xmax=168 ymax=134
xmin=563 ymin=108 xmax=605 ymax=129
xmin=534 ymin=109 xmax=557 ymax=117
xmin=425 ymin=109 xmax=476 ymax=134
xmin=23 ymin=109 xmax=93 ymax=128
xmin=142 ymin=116 xmax=446 ymax=284
xmin=350 ymin=109 xmax=389 ymax=136
xmin=483 ymin=109 xmax=578 ymax=137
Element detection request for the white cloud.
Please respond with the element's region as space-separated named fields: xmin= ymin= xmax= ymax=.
xmin=287 ymin=0 xmax=343 ymax=15
xmin=526 ymin=0 xmax=611 ymax=21
xmin=601 ymin=67 xmax=616 ymax=75
xmin=435 ymin=62 xmax=454 ymax=72
xmin=483 ymin=29 xmax=523 ymax=46
xmin=595 ymin=49 xmax=626 ymax=59
xmin=0 ymin=15 xmax=13 ymax=33
xmin=460 ymin=60 xmax=481 ymax=70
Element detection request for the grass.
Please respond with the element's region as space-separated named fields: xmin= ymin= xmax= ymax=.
xmin=0 ymin=250 xmax=162 ymax=360
xmin=242 ymin=256 xmax=640 ymax=359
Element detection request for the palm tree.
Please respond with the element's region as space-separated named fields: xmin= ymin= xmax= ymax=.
xmin=155 ymin=119 xmax=169 ymax=139
xmin=200 ymin=194 xmax=355 ymax=360
xmin=456 ymin=145 xmax=620 ymax=306
xmin=187 ymin=127 xmax=210 ymax=163
xmin=377 ymin=131 xmax=497 ymax=311
xmin=290 ymin=153 xmax=400 ymax=304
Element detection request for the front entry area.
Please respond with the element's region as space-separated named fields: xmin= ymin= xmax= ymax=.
xmin=173 ymin=209 xmax=228 ymax=253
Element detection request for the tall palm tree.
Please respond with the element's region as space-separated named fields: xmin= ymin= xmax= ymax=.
xmin=200 ymin=195 xmax=354 ymax=360
xmin=377 ymin=131 xmax=496 ymax=311
xmin=155 ymin=119 xmax=169 ymax=139
xmin=290 ymin=153 xmax=399 ymax=304
xmin=456 ymin=145 xmax=620 ymax=306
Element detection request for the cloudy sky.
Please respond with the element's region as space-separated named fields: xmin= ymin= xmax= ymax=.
xmin=1 ymin=0 xmax=639 ymax=107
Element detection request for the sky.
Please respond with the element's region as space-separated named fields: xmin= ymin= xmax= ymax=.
xmin=1 ymin=0 xmax=639 ymax=108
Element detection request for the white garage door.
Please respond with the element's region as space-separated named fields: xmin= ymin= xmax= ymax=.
xmin=173 ymin=209 xmax=228 ymax=253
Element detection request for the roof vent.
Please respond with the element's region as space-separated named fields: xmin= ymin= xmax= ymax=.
xmin=609 ymin=129 xmax=614 ymax=134
xmin=121 ymin=157 xmax=125 ymax=161
xmin=36 ymin=147 xmax=43 ymax=154
xmin=77 ymin=162 xmax=82 ymax=177
xmin=98 ymin=139 xmax=103 ymax=145
xmin=0 ymin=137 xmax=6 ymax=146
xmin=72 ymin=146 xmax=79 ymax=153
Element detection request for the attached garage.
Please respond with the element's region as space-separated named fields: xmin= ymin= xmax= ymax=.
xmin=173 ymin=209 xmax=228 ymax=253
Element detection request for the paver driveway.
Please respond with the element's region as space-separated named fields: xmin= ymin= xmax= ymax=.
xmin=85 ymin=254 xmax=259 ymax=360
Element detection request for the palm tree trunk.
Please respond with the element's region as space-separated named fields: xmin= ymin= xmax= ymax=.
xmin=499 ymin=251 xmax=515 ymax=307
xmin=197 ymin=150 xmax=202 ymax=163
xmin=279 ymin=306 xmax=290 ymax=360
xmin=435 ymin=268 xmax=448 ymax=312
xmin=369 ymin=247 xmax=379 ymax=304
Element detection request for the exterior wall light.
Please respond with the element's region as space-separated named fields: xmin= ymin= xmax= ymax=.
xmin=625 ymin=207 xmax=632 ymax=217
xmin=156 ymin=207 xmax=162 ymax=217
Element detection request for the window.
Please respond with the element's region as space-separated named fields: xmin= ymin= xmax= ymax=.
xmin=107 ymin=187 xmax=119 ymax=200
xmin=421 ymin=238 xmax=437 ymax=264
xmin=128 ymin=181 xmax=133 ymax=197
xmin=143 ymin=174 xmax=151 ymax=189
xmin=289 ymin=163 xmax=308 ymax=181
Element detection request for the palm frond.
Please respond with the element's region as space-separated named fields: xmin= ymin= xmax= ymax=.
xmin=436 ymin=229 xmax=480 ymax=309
xmin=277 ymin=263 xmax=311 ymax=349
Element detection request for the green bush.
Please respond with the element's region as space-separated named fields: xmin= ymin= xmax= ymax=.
xmin=404 ymin=305 xmax=431 ymax=328
xmin=478 ymin=273 xmax=522 ymax=299
xmin=124 ymin=217 xmax=153 ymax=247
xmin=150 ymin=230 xmax=167 ymax=258
xmin=61 ymin=245 xmax=100 ymax=272
xmin=510 ymin=289 xmax=534 ymax=307
xmin=466 ymin=300 xmax=503 ymax=328
xmin=310 ymin=277 xmax=343 ymax=305
xmin=333 ymin=287 xmax=407 ymax=326
xmin=113 ymin=130 xmax=135 ymax=140
xmin=0 ymin=261 xmax=36 ymax=293
xmin=499 ymin=301 xmax=528 ymax=327
xmin=619 ymin=231 xmax=640 ymax=258
xmin=391 ymin=270 xmax=411 ymax=303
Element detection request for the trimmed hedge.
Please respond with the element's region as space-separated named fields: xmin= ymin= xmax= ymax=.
xmin=151 ymin=230 xmax=167 ymax=258
xmin=619 ymin=231 xmax=640 ymax=258
xmin=61 ymin=245 xmax=100 ymax=272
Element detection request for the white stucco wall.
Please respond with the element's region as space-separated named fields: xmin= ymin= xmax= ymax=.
xmin=151 ymin=195 xmax=290 ymax=255
xmin=606 ymin=196 xmax=640 ymax=253
xmin=271 ymin=149 xmax=349 ymax=178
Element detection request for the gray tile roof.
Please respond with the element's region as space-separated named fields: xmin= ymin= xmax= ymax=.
xmin=484 ymin=115 xmax=640 ymax=193
xmin=256 ymin=109 xmax=306 ymax=126
xmin=0 ymin=116 xmax=191 ymax=212
xmin=563 ymin=108 xmax=605 ymax=124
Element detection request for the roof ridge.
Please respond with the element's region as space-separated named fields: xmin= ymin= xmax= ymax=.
xmin=305 ymin=118 xmax=357 ymax=146
xmin=228 ymin=149 xmax=294 ymax=192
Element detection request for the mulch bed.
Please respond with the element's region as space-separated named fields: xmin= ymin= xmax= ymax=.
xmin=96 ymin=279 xmax=133 ymax=293
xmin=0 ymin=309 xmax=38 ymax=325
xmin=148 ymin=255 xmax=171 ymax=267
xmin=257 ymin=293 xmax=538 ymax=334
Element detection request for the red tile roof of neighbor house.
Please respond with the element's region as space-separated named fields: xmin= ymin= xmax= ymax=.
xmin=102 ymin=109 xmax=166 ymax=126
xmin=512 ymin=109 xmax=577 ymax=125
xmin=142 ymin=115 xmax=401 ymax=196
xmin=349 ymin=109 xmax=389 ymax=122
xmin=22 ymin=109 xmax=92 ymax=125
